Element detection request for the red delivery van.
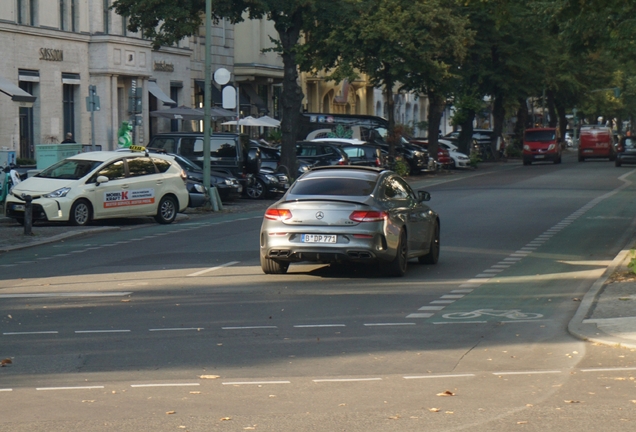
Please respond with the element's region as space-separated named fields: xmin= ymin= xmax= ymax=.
xmin=522 ymin=127 xmax=562 ymax=165
xmin=578 ymin=126 xmax=616 ymax=162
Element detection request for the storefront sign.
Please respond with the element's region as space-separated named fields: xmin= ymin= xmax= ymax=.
xmin=39 ymin=48 xmax=64 ymax=62
xmin=153 ymin=61 xmax=174 ymax=72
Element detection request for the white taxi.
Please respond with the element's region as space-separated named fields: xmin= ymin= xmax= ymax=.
xmin=5 ymin=151 xmax=189 ymax=226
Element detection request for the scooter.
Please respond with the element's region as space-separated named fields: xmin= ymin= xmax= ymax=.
xmin=0 ymin=164 xmax=21 ymax=209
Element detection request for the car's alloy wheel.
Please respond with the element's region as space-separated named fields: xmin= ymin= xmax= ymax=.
xmin=419 ymin=221 xmax=440 ymax=264
xmin=70 ymin=199 xmax=91 ymax=226
xmin=155 ymin=196 xmax=177 ymax=224
xmin=261 ymin=254 xmax=289 ymax=274
xmin=384 ymin=229 xmax=407 ymax=277
xmin=246 ymin=178 xmax=266 ymax=200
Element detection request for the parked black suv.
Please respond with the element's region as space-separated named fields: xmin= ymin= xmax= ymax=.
xmin=147 ymin=132 xmax=260 ymax=185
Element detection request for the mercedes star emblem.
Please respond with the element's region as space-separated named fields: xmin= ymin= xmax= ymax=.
xmin=316 ymin=211 xmax=324 ymax=220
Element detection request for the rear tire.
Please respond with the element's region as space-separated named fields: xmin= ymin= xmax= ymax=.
xmin=246 ymin=178 xmax=267 ymax=200
xmin=155 ymin=196 xmax=178 ymax=224
xmin=578 ymin=155 xmax=585 ymax=162
xmin=261 ymin=254 xmax=289 ymax=274
xmin=384 ymin=229 xmax=407 ymax=277
xmin=419 ymin=221 xmax=440 ymax=264
xmin=69 ymin=199 xmax=92 ymax=226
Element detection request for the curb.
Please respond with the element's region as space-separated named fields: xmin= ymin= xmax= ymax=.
xmin=568 ymin=247 xmax=636 ymax=350
xmin=0 ymin=226 xmax=121 ymax=253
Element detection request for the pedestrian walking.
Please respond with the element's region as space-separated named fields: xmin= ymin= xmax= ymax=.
xmin=62 ymin=133 xmax=76 ymax=143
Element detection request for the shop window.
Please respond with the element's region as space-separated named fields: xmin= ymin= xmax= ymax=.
xmin=63 ymin=84 xmax=76 ymax=139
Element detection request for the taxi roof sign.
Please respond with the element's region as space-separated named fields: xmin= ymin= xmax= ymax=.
xmin=130 ymin=145 xmax=146 ymax=152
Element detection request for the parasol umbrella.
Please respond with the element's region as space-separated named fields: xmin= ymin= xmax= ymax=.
xmin=150 ymin=105 xmax=236 ymax=121
xmin=257 ymin=115 xmax=281 ymax=127
xmin=221 ymin=116 xmax=280 ymax=127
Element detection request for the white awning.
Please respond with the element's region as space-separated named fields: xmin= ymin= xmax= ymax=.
xmin=0 ymin=76 xmax=36 ymax=103
xmin=148 ymin=81 xmax=176 ymax=106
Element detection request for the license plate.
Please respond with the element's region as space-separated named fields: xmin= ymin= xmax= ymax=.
xmin=12 ymin=204 xmax=25 ymax=211
xmin=284 ymin=183 xmax=290 ymax=189
xmin=237 ymin=186 xmax=243 ymax=193
xmin=584 ymin=149 xmax=593 ymax=153
xmin=534 ymin=155 xmax=545 ymax=159
xmin=301 ymin=234 xmax=337 ymax=243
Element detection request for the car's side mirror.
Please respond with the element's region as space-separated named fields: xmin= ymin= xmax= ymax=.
xmin=418 ymin=190 xmax=431 ymax=202
xmin=96 ymin=176 xmax=109 ymax=186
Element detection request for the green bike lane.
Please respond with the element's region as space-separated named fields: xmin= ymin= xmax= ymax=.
xmin=424 ymin=170 xmax=636 ymax=325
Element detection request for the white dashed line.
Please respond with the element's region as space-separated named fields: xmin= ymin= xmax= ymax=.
xmin=451 ymin=289 xmax=474 ymax=293
xmin=580 ymin=367 xmax=636 ymax=373
xmin=0 ymin=292 xmax=132 ymax=298
xmin=222 ymin=381 xmax=290 ymax=385
xmin=503 ymin=258 xmax=522 ymax=262
xmin=483 ymin=269 xmax=504 ymax=273
xmin=74 ymin=330 xmax=131 ymax=334
xmin=3 ymin=331 xmax=58 ymax=335
xmin=294 ymin=324 xmax=346 ymax=328
xmin=313 ymin=378 xmax=382 ymax=383
xmin=474 ymin=274 xmax=493 ymax=277
xmin=433 ymin=321 xmax=487 ymax=325
xmin=418 ymin=306 xmax=445 ymax=311
xmin=187 ymin=261 xmax=240 ymax=277
xmin=364 ymin=323 xmax=416 ymax=326
xmin=406 ymin=313 xmax=434 ymax=318
xmin=130 ymin=383 xmax=200 ymax=388
xmin=492 ymin=371 xmax=561 ymax=376
xmin=430 ymin=300 xmax=455 ymax=304
xmin=403 ymin=374 xmax=475 ymax=379
xmin=0 ymin=389 xmax=12 ymax=392
xmin=459 ymin=283 xmax=481 ymax=288
xmin=440 ymin=295 xmax=464 ymax=299
xmin=149 ymin=328 xmax=204 ymax=332
xmin=222 ymin=326 xmax=277 ymax=330
xmin=37 ymin=386 xmax=104 ymax=391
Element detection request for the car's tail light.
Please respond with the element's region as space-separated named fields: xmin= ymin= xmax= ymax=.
xmin=375 ymin=157 xmax=381 ymax=167
xmin=349 ymin=211 xmax=387 ymax=222
xmin=337 ymin=158 xmax=347 ymax=165
xmin=618 ymin=145 xmax=624 ymax=152
xmin=265 ymin=208 xmax=293 ymax=221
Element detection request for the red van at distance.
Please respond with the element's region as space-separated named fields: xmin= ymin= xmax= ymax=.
xmin=578 ymin=125 xmax=616 ymax=162
xmin=523 ymin=127 xmax=563 ymax=165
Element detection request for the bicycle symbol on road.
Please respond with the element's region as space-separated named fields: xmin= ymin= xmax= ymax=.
xmin=442 ymin=309 xmax=543 ymax=320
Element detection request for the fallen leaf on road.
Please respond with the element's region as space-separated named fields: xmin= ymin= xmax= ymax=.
xmin=517 ymin=421 xmax=528 ymax=424
xmin=437 ymin=390 xmax=455 ymax=396
xmin=526 ymin=404 xmax=533 ymax=407
xmin=564 ymin=400 xmax=581 ymax=404
xmin=388 ymin=415 xmax=400 ymax=420
xmin=1 ymin=358 xmax=12 ymax=366
xmin=269 ymin=395 xmax=276 ymax=398
xmin=445 ymin=411 xmax=454 ymax=414
xmin=199 ymin=375 xmax=220 ymax=379
xmin=572 ymin=298 xmax=581 ymax=302
xmin=82 ymin=400 xmax=95 ymax=403
xmin=244 ymin=427 xmax=256 ymax=430
xmin=189 ymin=391 xmax=201 ymax=394
xmin=630 ymin=400 xmax=636 ymax=404
xmin=220 ymin=417 xmax=232 ymax=421
xmin=7 ymin=315 xmax=12 ymax=319
xmin=339 ymin=403 xmax=346 ymax=406
xmin=428 ymin=408 xmax=441 ymax=412
xmin=166 ymin=411 xmax=176 ymax=415
xmin=121 ymin=299 xmax=130 ymax=303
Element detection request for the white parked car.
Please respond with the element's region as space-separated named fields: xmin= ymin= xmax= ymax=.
xmin=5 ymin=151 xmax=189 ymax=226
xmin=439 ymin=139 xmax=471 ymax=169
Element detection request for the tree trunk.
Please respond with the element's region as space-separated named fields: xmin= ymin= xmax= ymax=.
xmin=547 ymin=89 xmax=558 ymax=128
xmin=457 ymin=110 xmax=475 ymax=155
xmin=426 ymin=89 xmax=444 ymax=161
xmin=555 ymin=97 xmax=567 ymax=145
xmin=492 ymin=90 xmax=505 ymax=159
xmin=384 ymin=67 xmax=396 ymax=158
xmin=513 ymin=98 xmax=528 ymax=148
xmin=276 ymin=21 xmax=303 ymax=179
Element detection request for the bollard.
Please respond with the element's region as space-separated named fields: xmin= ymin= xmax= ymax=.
xmin=23 ymin=194 xmax=33 ymax=236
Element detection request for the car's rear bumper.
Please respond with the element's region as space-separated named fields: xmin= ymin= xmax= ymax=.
xmin=616 ymin=153 xmax=636 ymax=164
xmin=523 ymin=152 xmax=559 ymax=162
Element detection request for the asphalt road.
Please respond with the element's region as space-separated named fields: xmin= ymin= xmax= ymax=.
xmin=1 ymin=154 xmax=636 ymax=431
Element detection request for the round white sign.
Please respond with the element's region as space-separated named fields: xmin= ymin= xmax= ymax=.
xmin=214 ymin=68 xmax=231 ymax=85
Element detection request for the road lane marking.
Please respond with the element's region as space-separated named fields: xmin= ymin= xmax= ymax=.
xmin=0 ymin=292 xmax=132 ymax=298
xmin=581 ymin=367 xmax=636 ymax=372
xmin=222 ymin=326 xmax=277 ymax=330
xmin=406 ymin=313 xmax=434 ymax=318
xmin=430 ymin=300 xmax=455 ymax=304
xmin=75 ymin=330 xmax=131 ymax=334
xmin=222 ymin=381 xmax=290 ymax=385
xmin=483 ymin=269 xmax=504 ymax=273
xmin=37 ymin=386 xmax=104 ymax=391
xmin=0 ymin=389 xmax=12 ymax=392
xmin=404 ymin=374 xmax=475 ymax=379
xmin=294 ymin=324 xmax=346 ymax=328
xmin=492 ymin=371 xmax=561 ymax=375
xmin=440 ymin=295 xmax=464 ymax=299
xmin=130 ymin=383 xmax=200 ymax=388
xmin=475 ymin=274 xmax=493 ymax=277
xmin=418 ymin=306 xmax=445 ymax=311
xmin=459 ymin=283 xmax=481 ymax=288
xmin=433 ymin=321 xmax=487 ymax=324
xmin=187 ymin=261 xmax=240 ymax=277
xmin=149 ymin=328 xmax=204 ymax=332
xmin=3 ymin=331 xmax=58 ymax=335
xmin=364 ymin=323 xmax=416 ymax=326
xmin=451 ymin=289 xmax=474 ymax=293
xmin=313 ymin=378 xmax=382 ymax=383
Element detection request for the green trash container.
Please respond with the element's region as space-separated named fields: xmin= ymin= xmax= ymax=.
xmin=36 ymin=144 xmax=83 ymax=170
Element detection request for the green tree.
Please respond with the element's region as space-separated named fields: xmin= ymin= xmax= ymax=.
xmin=306 ymin=0 xmax=471 ymax=159
xmin=112 ymin=0 xmax=340 ymax=178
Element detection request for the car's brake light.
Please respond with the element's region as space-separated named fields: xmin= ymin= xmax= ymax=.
xmin=349 ymin=211 xmax=387 ymax=222
xmin=617 ymin=145 xmax=624 ymax=152
xmin=265 ymin=208 xmax=293 ymax=221
xmin=375 ymin=157 xmax=381 ymax=167
xmin=338 ymin=159 xmax=347 ymax=165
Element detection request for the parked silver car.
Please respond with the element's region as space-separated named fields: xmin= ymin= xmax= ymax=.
xmin=259 ymin=166 xmax=440 ymax=276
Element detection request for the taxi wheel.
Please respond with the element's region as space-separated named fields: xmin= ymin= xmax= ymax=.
xmin=70 ymin=199 xmax=92 ymax=226
xmin=155 ymin=195 xmax=177 ymax=224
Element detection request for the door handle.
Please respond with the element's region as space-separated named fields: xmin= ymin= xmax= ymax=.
xmin=121 ymin=185 xmax=129 ymax=189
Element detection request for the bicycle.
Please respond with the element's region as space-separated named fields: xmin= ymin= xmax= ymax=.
xmin=442 ymin=309 xmax=543 ymax=320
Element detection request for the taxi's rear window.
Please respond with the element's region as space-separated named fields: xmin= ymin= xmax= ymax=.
xmin=290 ymin=177 xmax=375 ymax=196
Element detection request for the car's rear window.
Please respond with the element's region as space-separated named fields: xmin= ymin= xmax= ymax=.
xmin=625 ymin=138 xmax=636 ymax=148
xmin=290 ymin=177 xmax=376 ymax=196
xmin=525 ymin=130 xmax=556 ymax=141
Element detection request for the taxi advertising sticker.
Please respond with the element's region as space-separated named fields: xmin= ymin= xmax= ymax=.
xmin=104 ymin=189 xmax=155 ymax=208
